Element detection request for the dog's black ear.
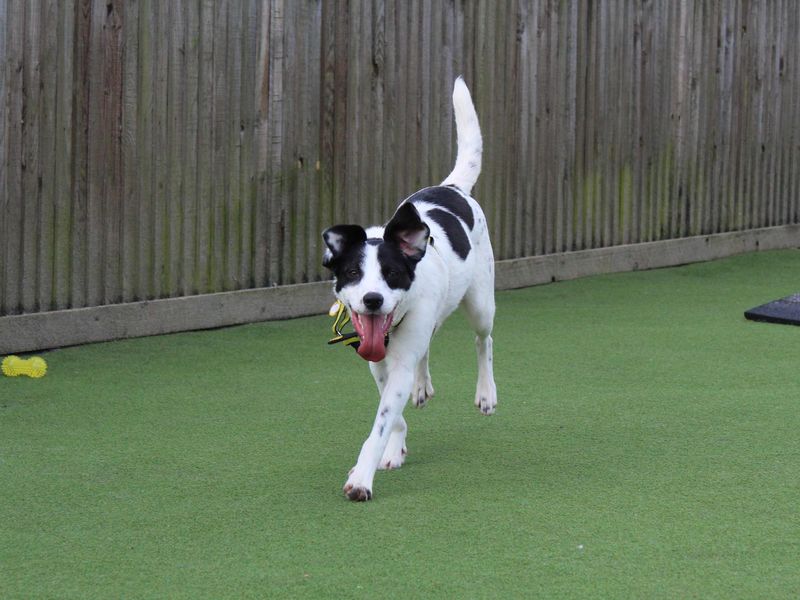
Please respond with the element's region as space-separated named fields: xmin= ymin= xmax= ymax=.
xmin=384 ymin=202 xmax=430 ymax=262
xmin=322 ymin=225 xmax=367 ymax=269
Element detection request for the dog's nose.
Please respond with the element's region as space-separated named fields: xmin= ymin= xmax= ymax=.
xmin=362 ymin=292 xmax=384 ymax=311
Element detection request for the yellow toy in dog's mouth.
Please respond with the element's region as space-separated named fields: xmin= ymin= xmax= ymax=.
xmin=327 ymin=301 xmax=393 ymax=362
xmin=328 ymin=301 xmax=361 ymax=350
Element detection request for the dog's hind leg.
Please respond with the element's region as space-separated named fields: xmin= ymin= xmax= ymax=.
xmin=411 ymin=350 xmax=435 ymax=408
xmin=461 ymin=277 xmax=497 ymax=416
xmin=378 ymin=414 xmax=407 ymax=470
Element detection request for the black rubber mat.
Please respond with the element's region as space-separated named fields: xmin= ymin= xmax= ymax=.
xmin=744 ymin=294 xmax=800 ymax=326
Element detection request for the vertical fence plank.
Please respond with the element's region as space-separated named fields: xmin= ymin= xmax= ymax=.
xmin=370 ymin=0 xmax=385 ymax=230
xmin=515 ymin=0 xmax=530 ymax=257
xmin=686 ymin=0 xmax=702 ymax=237
xmin=103 ymin=0 xmax=124 ymax=305
xmin=85 ymin=0 xmax=104 ymax=307
xmin=70 ymin=0 xmax=91 ymax=308
xmin=584 ymin=0 xmax=598 ymax=248
xmin=343 ymin=0 xmax=360 ymax=226
xmin=553 ymin=0 xmax=565 ymax=250
xmin=135 ymin=0 xmax=153 ymax=299
xmin=699 ymin=1 xmax=715 ymax=235
xmin=151 ymin=0 xmax=168 ymax=298
xmin=637 ymin=0 xmax=647 ymax=241
xmin=418 ymin=0 xmax=431 ymax=189
xmin=533 ymin=0 xmax=547 ymax=255
xmin=765 ymin=0 xmax=779 ymax=227
xmin=253 ymin=0 xmax=271 ymax=288
xmin=396 ymin=0 xmax=410 ymax=206
xmin=209 ymin=0 xmax=227 ymax=291
xmin=672 ymin=0 xmax=686 ymax=238
xmin=563 ymin=0 xmax=578 ymax=251
xmin=121 ymin=0 xmax=139 ymax=302
xmin=166 ymin=0 xmax=185 ymax=297
xmin=774 ymin=0 xmax=788 ymax=226
xmin=379 ymin=0 xmax=394 ymax=222
xmin=287 ymin=0 xmax=302 ymax=282
xmin=652 ymin=0 xmax=667 ymax=241
xmin=331 ymin=0 xmax=347 ymax=227
xmin=503 ymin=0 xmax=518 ymax=255
xmin=733 ymin=0 xmax=750 ymax=232
xmin=0 ymin=0 xmax=5 ymax=316
xmin=572 ymin=0 xmax=586 ymax=251
xmin=224 ymin=0 xmax=242 ymax=290
xmin=1 ymin=0 xmax=24 ymax=314
xmin=281 ymin=0 xmax=297 ymax=282
xmin=238 ymin=0 xmax=257 ymax=288
xmin=37 ymin=0 xmax=58 ymax=312
xmin=181 ymin=0 xmax=198 ymax=296
xmin=304 ymin=0 xmax=322 ymax=282
xmin=267 ymin=0 xmax=284 ymax=285
xmin=22 ymin=0 xmax=42 ymax=312
xmin=787 ymin=0 xmax=800 ymax=224
xmin=195 ymin=0 xmax=213 ymax=294
xmin=602 ymin=0 xmax=612 ymax=245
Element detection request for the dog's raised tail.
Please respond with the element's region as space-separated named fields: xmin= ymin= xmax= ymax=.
xmin=441 ymin=77 xmax=482 ymax=195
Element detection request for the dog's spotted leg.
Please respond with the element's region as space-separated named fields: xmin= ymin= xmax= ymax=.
xmin=378 ymin=415 xmax=407 ymax=470
xmin=412 ymin=350 xmax=434 ymax=408
xmin=474 ymin=333 xmax=497 ymax=415
xmin=371 ymin=361 xmax=408 ymax=468
xmin=343 ymin=363 xmax=414 ymax=501
xmin=461 ymin=274 xmax=498 ymax=415
xmin=369 ymin=360 xmax=389 ymax=394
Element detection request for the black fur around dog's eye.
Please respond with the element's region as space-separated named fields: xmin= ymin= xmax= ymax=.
xmin=378 ymin=244 xmax=415 ymax=290
xmin=332 ymin=251 xmax=367 ymax=292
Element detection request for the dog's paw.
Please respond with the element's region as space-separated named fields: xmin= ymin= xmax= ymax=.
xmin=412 ymin=377 xmax=435 ymax=408
xmin=378 ymin=444 xmax=407 ymax=470
xmin=343 ymin=469 xmax=373 ymax=501
xmin=343 ymin=484 xmax=372 ymax=501
xmin=475 ymin=383 xmax=497 ymax=415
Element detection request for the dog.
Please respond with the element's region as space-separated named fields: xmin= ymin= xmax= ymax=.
xmin=321 ymin=77 xmax=497 ymax=501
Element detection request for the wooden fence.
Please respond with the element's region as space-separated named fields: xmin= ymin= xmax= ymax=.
xmin=1 ymin=0 xmax=799 ymax=326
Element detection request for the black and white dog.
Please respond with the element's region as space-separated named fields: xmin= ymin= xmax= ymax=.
xmin=322 ymin=78 xmax=497 ymax=501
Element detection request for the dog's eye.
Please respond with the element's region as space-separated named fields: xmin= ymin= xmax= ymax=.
xmin=347 ymin=268 xmax=360 ymax=278
xmin=386 ymin=269 xmax=398 ymax=278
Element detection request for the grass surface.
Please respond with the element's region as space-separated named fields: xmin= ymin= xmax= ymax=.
xmin=2 ymin=250 xmax=800 ymax=598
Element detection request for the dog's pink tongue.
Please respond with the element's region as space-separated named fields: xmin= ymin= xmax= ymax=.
xmin=354 ymin=314 xmax=387 ymax=362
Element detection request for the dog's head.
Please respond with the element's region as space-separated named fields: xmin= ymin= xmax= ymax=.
xmin=322 ymin=203 xmax=430 ymax=362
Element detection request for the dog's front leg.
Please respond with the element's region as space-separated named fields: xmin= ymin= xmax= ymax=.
xmin=370 ymin=361 xmax=408 ymax=469
xmin=344 ymin=362 xmax=414 ymax=501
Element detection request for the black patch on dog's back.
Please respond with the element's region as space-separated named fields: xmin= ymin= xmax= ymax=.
xmin=427 ymin=208 xmax=471 ymax=260
xmin=409 ymin=186 xmax=475 ymax=230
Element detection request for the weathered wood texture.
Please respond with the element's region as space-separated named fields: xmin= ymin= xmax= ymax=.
xmin=2 ymin=0 xmax=799 ymax=319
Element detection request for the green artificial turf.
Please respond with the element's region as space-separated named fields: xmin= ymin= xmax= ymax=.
xmin=2 ymin=250 xmax=800 ymax=598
